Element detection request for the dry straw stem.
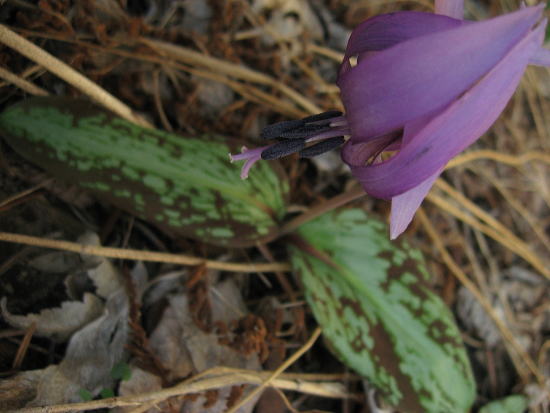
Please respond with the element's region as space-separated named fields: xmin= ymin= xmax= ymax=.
xmin=0 ymin=24 xmax=151 ymax=128
xmin=0 ymin=66 xmax=49 ymax=96
xmin=447 ymin=149 xmax=550 ymax=168
xmin=225 ymin=326 xmax=322 ymax=413
xmin=0 ymin=180 xmax=52 ymax=210
xmin=427 ymin=179 xmax=550 ymax=281
xmin=477 ymin=168 xmax=550 ymax=253
xmin=0 ymin=232 xmax=290 ymax=274
xmin=12 ymin=359 xmax=359 ymax=413
xmin=417 ymin=209 xmax=545 ymax=385
xmin=10 ymin=27 xmax=307 ymax=118
xmin=140 ymin=37 xmax=321 ymax=115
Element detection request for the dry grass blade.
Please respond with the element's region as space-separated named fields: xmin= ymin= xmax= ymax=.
xmin=446 ymin=150 xmax=550 ymax=168
xmin=0 ymin=24 xmax=151 ymax=128
xmin=0 ymin=180 xmax=52 ymax=210
xmin=11 ymin=322 xmax=36 ymax=369
xmin=417 ymin=208 xmax=545 ymax=385
xmin=14 ymin=362 xmax=359 ymax=413
xmin=225 ymin=327 xmax=322 ymax=413
xmin=0 ymin=66 xmax=49 ymax=96
xmin=0 ymin=232 xmax=290 ymax=273
xmin=6 ymin=28 xmax=308 ymax=118
xmin=476 ymin=168 xmax=550 ymax=253
xmin=426 ymin=188 xmax=550 ymax=281
xmin=141 ymin=38 xmax=321 ymax=115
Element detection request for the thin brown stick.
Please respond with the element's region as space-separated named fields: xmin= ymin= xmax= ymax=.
xmin=152 ymin=70 xmax=173 ymax=132
xmin=11 ymin=322 xmax=36 ymax=369
xmin=0 ymin=66 xmax=49 ymax=96
xmin=0 ymin=232 xmax=290 ymax=273
xmin=276 ymin=185 xmax=366 ymax=239
xmin=0 ymin=24 xmax=151 ymax=128
xmin=0 ymin=180 xmax=52 ymax=210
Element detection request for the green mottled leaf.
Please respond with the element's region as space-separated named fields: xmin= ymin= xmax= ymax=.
xmin=0 ymin=97 xmax=288 ymax=247
xmin=479 ymin=395 xmax=527 ymax=413
xmin=289 ymin=209 xmax=475 ymax=413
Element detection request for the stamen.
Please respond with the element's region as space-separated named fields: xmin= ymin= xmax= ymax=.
xmin=261 ymin=139 xmax=305 ymax=160
xmin=306 ymin=126 xmax=351 ymax=143
xmin=301 ymin=110 xmax=343 ymax=123
xmin=278 ymin=124 xmax=329 ymax=139
xmin=260 ymin=119 xmax=305 ymax=139
xmin=300 ymin=136 xmax=345 ymax=158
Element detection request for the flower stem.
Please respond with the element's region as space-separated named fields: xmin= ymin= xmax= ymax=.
xmin=267 ymin=185 xmax=366 ymax=242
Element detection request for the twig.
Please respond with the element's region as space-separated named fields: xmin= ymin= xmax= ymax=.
xmin=0 ymin=66 xmax=49 ymax=96
xmin=0 ymin=24 xmax=151 ymax=128
xmin=0 ymin=179 xmax=53 ymax=210
xmin=152 ymin=70 xmax=173 ymax=132
xmin=11 ymin=322 xmax=36 ymax=369
xmin=0 ymin=232 xmax=290 ymax=273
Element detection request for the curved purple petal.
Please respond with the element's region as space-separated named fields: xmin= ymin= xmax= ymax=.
xmin=338 ymin=6 xmax=543 ymax=142
xmin=389 ymin=168 xmax=442 ymax=239
xmin=435 ymin=0 xmax=464 ymax=19
xmin=340 ymin=12 xmax=464 ymax=76
xmin=347 ymin=20 xmax=545 ymax=199
xmin=345 ymin=12 xmax=462 ymax=54
xmin=529 ymin=45 xmax=550 ymax=66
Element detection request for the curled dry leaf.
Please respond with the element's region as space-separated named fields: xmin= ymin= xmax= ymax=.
xmin=1 ymin=231 xmax=127 ymax=342
xmin=2 ymin=257 xmax=147 ymax=408
xmin=0 ymin=287 xmax=133 ymax=408
xmin=120 ymin=278 xmax=261 ymax=413
xmin=76 ymin=232 xmax=124 ymax=299
xmin=25 ymin=290 xmax=131 ymax=405
xmin=0 ymin=293 xmax=104 ymax=342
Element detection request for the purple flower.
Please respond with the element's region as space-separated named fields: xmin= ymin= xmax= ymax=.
xmin=231 ymin=0 xmax=550 ymax=238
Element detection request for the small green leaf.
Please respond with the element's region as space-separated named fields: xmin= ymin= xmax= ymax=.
xmin=110 ymin=362 xmax=132 ymax=381
xmin=289 ymin=209 xmax=475 ymax=413
xmin=99 ymin=388 xmax=115 ymax=399
xmin=78 ymin=389 xmax=93 ymax=401
xmin=479 ymin=395 xmax=528 ymax=413
xmin=0 ymin=97 xmax=289 ymax=247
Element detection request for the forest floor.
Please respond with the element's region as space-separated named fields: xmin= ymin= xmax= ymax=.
xmin=0 ymin=1 xmax=549 ymax=412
